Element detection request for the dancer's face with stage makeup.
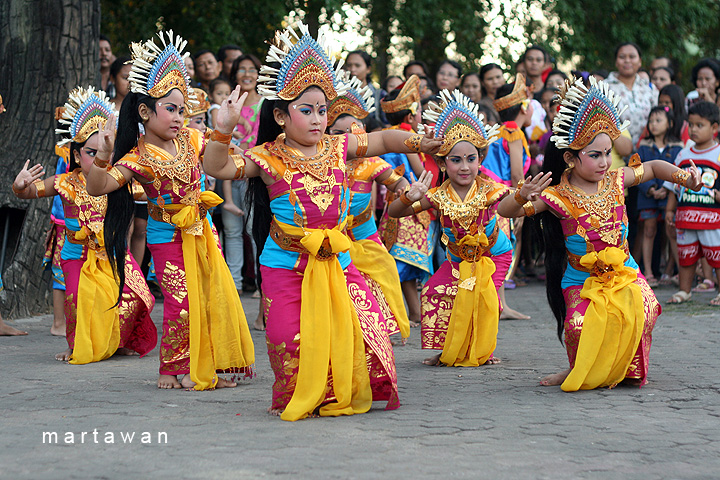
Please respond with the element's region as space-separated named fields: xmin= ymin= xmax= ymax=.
xmin=566 ymin=133 xmax=613 ymax=185
xmin=141 ymin=89 xmax=186 ymax=141
xmin=276 ymin=87 xmax=328 ymax=148
xmin=444 ymin=141 xmax=483 ymax=190
xmin=75 ymin=132 xmax=100 ymax=175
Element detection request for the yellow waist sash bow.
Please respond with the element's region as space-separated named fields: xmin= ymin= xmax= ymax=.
xmin=169 ymin=191 xmax=255 ymax=390
xmin=347 ymin=230 xmax=410 ymax=340
xmin=274 ymin=218 xmax=372 ymax=422
xmin=69 ymin=227 xmax=123 ymax=364
xmin=439 ymin=234 xmax=499 ymax=367
xmin=561 ymin=247 xmax=644 ymax=391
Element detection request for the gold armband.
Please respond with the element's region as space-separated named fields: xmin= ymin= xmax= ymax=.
xmin=210 ymin=129 xmax=233 ymax=145
xmin=380 ymin=170 xmax=403 ymax=186
xmin=628 ymin=153 xmax=644 ymax=186
xmin=404 ymin=134 xmax=422 ymax=153
xmin=107 ymin=166 xmax=127 ymax=187
xmin=412 ymin=201 xmax=423 ymax=214
xmin=671 ymin=168 xmax=691 ymax=187
xmin=355 ymin=131 xmax=368 ymax=158
xmin=231 ymin=153 xmax=246 ymax=180
xmin=514 ymin=180 xmax=528 ymax=206
xmin=33 ymin=179 xmax=46 ymax=198
xmin=93 ymin=157 xmax=109 ymax=169
xmin=522 ymin=201 xmax=535 ymax=217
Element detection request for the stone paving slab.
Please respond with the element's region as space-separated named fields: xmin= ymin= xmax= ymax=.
xmin=2 ymin=282 xmax=720 ymax=479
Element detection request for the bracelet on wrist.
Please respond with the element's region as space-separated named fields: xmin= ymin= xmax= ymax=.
xmin=412 ymin=201 xmax=423 ymax=214
xmin=210 ymin=129 xmax=233 ymax=145
xmin=399 ymin=191 xmax=414 ymax=206
xmin=11 ymin=183 xmax=25 ymax=195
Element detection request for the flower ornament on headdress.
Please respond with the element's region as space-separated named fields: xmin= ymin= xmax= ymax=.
xmin=493 ymin=73 xmax=530 ymax=112
xmin=423 ymin=89 xmax=500 ymax=156
xmin=550 ymin=76 xmax=630 ymax=150
xmin=55 ymin=86 xmax=118 ymax=147
xmin=128 ymin=30 xmax=197 ymax=106
xmin=185 ymin=88 xmax=211 ymax=117
xmin=381 ymin=75 xmax=420 ymax=115
xmin=327 ymin=70 xmax=375 ymax=126
xmin=257 ymin=22 xmax=347 ymax=102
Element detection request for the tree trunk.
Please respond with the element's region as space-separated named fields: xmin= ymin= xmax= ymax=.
xmin=0 ymin=0 xmax=100 ymax=319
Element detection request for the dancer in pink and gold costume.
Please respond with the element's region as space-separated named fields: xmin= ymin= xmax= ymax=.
xmin=202 ymin=22 xmax=442 ymax=421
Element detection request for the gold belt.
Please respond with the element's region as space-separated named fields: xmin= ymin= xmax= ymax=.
xmin=446 ymin=227 xmax=499 ymax=262
xmin=148 ymin=202 xmax=208 ymax=225
xmin=350 ymin=204 xmax=374 ymax=229
xmin=269 ymin=218 xmax=347 ymax=262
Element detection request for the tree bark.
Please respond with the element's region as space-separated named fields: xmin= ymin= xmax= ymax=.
xmin=0 ymin=0 xmax=100 ymax=319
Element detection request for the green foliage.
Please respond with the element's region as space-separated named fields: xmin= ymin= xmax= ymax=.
xmin=543 ymin=0 xmax=720 ymax=85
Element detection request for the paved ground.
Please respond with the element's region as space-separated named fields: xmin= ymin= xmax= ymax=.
xmin=2 ymin=280 xmax=720 ymax=479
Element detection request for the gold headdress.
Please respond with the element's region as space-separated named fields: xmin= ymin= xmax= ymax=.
xmin=327 ymin=70 xmax=375 ymax=126
xmin=185 ymin=88 xmax=211 ymax=117
xmin=550 ymin=76 xmax=630 ymax=150
xmin=257 ymin=22 xmax=347 ymax=101
xmin=492 ymin=74 xmax=529 ymax=111
xmin=55 ymin=86 xmax=118 ymax=146
xmin=128 ymin=30 xmax=197 ymax=106
xmin=381 ymin=75 xmax=421 ymax=115
xmin=423 ymin=89 xmax=500 ymax=156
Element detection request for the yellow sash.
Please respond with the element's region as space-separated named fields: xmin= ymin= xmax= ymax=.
xmin=348 ymin=235 xmax=410 ymax=339
xmin=69 ymin=228 xmax=123 ymax=364
xmin=169 ymin=191 xmax=255 ymax=390
xmin=439 ymin=234 xmax=499 ymax=367
xmin=561 ymin=247 xmax=645 ymax=391
xmin=274 ymin=218 xmax=372 ymax=421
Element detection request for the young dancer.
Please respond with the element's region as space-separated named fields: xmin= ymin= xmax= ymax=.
xmin=201 ymin=22 xmax=442 ymax=421
xmin=13 ymin=86 xmax=157 ymax=361
xmin=390 ymin=90 xmax=548 ymax=367
xmin=86 ymin=31 xmax=255 ymax=391
xmin=498 ymin=77 xmax=701 ymax=391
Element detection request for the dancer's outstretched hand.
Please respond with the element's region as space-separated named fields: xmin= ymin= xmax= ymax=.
xmin=97 ymin=113 xmax=116 ymax=161
xmin=419 ymin=126 xmax=444 ymax=155
xmin=686 ymin=160 xmax=703 ymax=192
xmin=13 ymin=159 xmax=45 ymax=192
xmin=215 ymin=86 xmax=248 ymax=135
xmin=405 ymin=170 xmax=433 ymax=202
xmin=519 ymin=172 xmax=552 ymax=202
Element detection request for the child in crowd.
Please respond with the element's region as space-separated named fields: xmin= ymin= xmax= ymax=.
xmin=636 ymin=106 xmax=683 ymax=286
xmin=207 ymin=78 xmax=232 ymax=130
xmin=665 ymin=101 xmax=720 ymax=305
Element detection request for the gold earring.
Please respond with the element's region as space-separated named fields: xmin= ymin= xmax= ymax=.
xmin=278 ymin=120 xmax=285 ymax=127
xmin=440 ymin=166 xmax=446 ymax=173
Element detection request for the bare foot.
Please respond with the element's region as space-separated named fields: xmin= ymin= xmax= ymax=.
xmin=268 ymin=407 xmax=284 ymax=416
xmin=115 ymin=347 xmax=139 ymax=356
xmin=50 ymin=324 xmax=66 ymax=336
xmin=540 ymin=368 xmax=571 ymax=386
xmin=0 ymin=320 xmax=28 ymax=336
xmin=55 ymin=348 xmax=72 ymax=361
xmin=180 ymin=375 xmax=196 ymax=389
xmin=422 ymin=353 xmax=442 ymax=366
xmin=158 ymin=374 xmax=182 ymax=389
xmin=215 ymin=377 xmax=237 ymax=389
xmin=500 ymin=308 xmax=531 ymax=320
xmin=484 ymin=357 xmax=501 ymax=365
xmin=409 ymin=321 xmax=420 ymax=328
xmin=253 ymin=311 xmax=265 ymax=331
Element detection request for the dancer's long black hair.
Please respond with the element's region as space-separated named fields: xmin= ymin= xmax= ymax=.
xmin=245 ymin=95 xmax=285 ymax=293
xmin=103 ymin=92 xmax=157 ymax=306
xmin=536 ymin=141 xmax=580 ymax=342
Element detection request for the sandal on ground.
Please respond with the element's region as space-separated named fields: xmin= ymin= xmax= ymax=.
xmin=645 ymin=275 xmax=659 ymax=288
xmin=659 ymin=274 xmax=675 ymax=286
xmin=710 ymin=294 xmax=720 ymax=306
xmin=668 ymin=290 xmax=692 ymax=304
xmin=692 ymin=279 xmax=715 ymax=293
